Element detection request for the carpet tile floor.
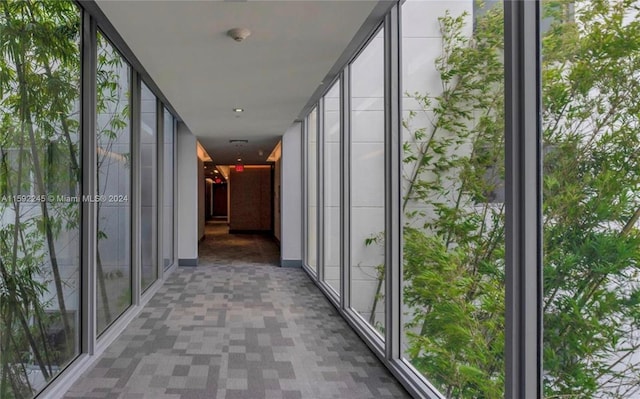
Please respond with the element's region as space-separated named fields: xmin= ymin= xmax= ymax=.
xmin=63 ymin=221 xmax=411 ymax=399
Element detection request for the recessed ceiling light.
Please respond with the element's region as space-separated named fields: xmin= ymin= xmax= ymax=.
xmin=237 ymin=158 xmax=242 ymax=162
xmin=233 ymin=108 xmax=244 ymax=113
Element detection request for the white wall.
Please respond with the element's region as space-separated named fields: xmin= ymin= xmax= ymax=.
xmin=198 ymin=156 xmax=205 ymax=240
xmin=177 ymin=122 xmax=198 ymax=265
xmin=281 ymin=122 xmax=302 ymax=267
xmin=274 ymin=148 xmax=282 ymax=242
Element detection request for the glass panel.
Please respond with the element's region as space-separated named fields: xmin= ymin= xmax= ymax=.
xmin=306 ymin=108 xmax=318 ymax=274
xmin=542 ymin=1 xmax=640 ymax=397
xmin=96 ymin=32 xmax=132 ymax=335
xmin=0 ymin=2 xmax=82 ymax=396
xmin=323 ymin=80 xmax=341 ymax=295
xmin=400 ymin=1 xmax=505 ymax=396
xmin=140 ymin=82 xmax=158 ymax=291
xmin=350 ymin=28 xmax=386 ymax=336
xmin=163 ymin=108 xmax=174 ymax=270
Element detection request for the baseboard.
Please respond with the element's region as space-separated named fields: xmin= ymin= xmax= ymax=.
xmin=179 ymin=258 xmax=198 ymax=267
xmin=281 ymin=259 xmax=302 ymax=268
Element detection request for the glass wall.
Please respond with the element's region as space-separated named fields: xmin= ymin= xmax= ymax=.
xmin=399 ymin=1 xmax=505 ymax=397
xmin=349 ymin=28 xmax=386 ymax=336
xmin=163 ymin=108 xmax=175 ymax=270
xmin=541 ymin=1 xmax=640 ymax=397
xmin=0 ymin=2 xmax=82 ymax=396
xmin=96 ymin=32 xmax=132 ymax=334
xmin=322 ymin=80 xmax=341 ymax=295
xmin=0 ymin=1 xmax=178 ymax=396
xmin=140 ymin=82 xmax=158 ymax=291
xmin=305 ymin=107 xmax=318 ymax=274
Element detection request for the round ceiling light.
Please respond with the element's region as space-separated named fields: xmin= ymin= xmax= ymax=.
xmin=227 ymin=27 xmax=251 ymax=42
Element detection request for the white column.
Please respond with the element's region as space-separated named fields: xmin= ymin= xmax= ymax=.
xmin=177 ymin=122 xmax=198 ymax=266
xmin=281 ymin=122 xmax=302 ymax=267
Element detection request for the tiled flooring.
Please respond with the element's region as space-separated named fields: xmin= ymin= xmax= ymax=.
xmin=64 ymin=221 xmax=410 ymax=399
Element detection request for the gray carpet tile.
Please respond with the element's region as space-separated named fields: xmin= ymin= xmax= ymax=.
xmin=64 ymin=221 xmax=411 ymax=399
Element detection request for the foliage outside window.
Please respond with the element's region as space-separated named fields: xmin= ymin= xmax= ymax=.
xmin=393 ymin=0 xmax=640 ymax=398
xmin=0 ymin=2 xmax=82 ymax=397
xmin=96 ymin=32 xmax=132 ymax=335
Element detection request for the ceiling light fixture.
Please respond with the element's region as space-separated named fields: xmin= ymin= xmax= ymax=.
xmin=227 ymin=27 xmax=251 ymax=42
xmin=233 ymin=108 xmax=244 ymax=113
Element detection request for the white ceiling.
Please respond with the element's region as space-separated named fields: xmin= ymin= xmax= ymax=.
xmin=96 ymin=0 xmax=380 ymax=164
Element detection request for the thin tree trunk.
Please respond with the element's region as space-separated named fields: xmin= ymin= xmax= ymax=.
xmin=0 ymin=301 xmax=14 ymax=398
xmin=0 ymin=259 xmax=51 ymax=381
xmin=369 ymin=267 xmax=384 ymax=326
xmin=11 ymin=34 xmax=74 ymax=357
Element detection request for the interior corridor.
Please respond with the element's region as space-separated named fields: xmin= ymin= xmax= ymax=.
xmin=199 ymin=221 xmax=280 ymax=267
xmin=63 ymin=222 xmax=410 ymax=399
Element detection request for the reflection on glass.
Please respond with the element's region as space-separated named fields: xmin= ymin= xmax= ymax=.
xmin=163 ymin=108 xmax=174 ymax=270
xmin=140 ymin=82 xmax=158 ymax=291
xmin=0 ymin=2 xmax=82 ymax=396
xmin=306 ymin=108 xmax=318 ymax=273
xmin=96 ymin=32 xmax=132 ymax=334
xmin=400 ymin=1 xmax=505 ymax=397
xmin=542 ymin=1 xmax=640 ymax=397
xmin=323 ymin=80 xmax=341 ymax=295
xmin=350 ymin=29 xmax=386 ymax=336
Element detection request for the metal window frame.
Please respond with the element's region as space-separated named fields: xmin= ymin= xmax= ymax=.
xmin=300 ymin=116 xmax=307 ymax=271
xmin=317 ymin=99 xmax=325 ymax=283
xmin=318 ymin=76 xmax=343 ymax=301
xmin=504 ymin=1 xmax=543 ymax=398
xmin=302 ymin=108 xmax=320 ymax=277
xmin=81 ymin=6 xmax=97 ymax=357
xmin=163 ymin=109 xmax=178 ymax=273
xmin=91 ymin=29 xmax=135 ymax=339
xmin=340 ymin=70 xmax=351 ymax=311
xmin=138 ymin=80 xmax=162 ymax=297
xmin=301 ymin=115 xmax=309 ymax=274
xmin=384 ymin=3 xmax=401 ymax=362
xmin=131 ymin=71 xmax=142 ymax=305
xmin=157 ymin=100 xmax=165 ymax=281
xmin=172 ymin=115 xmax=179 ymax=271
xmin=344 ymin=21 xmax=387 ymax=337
